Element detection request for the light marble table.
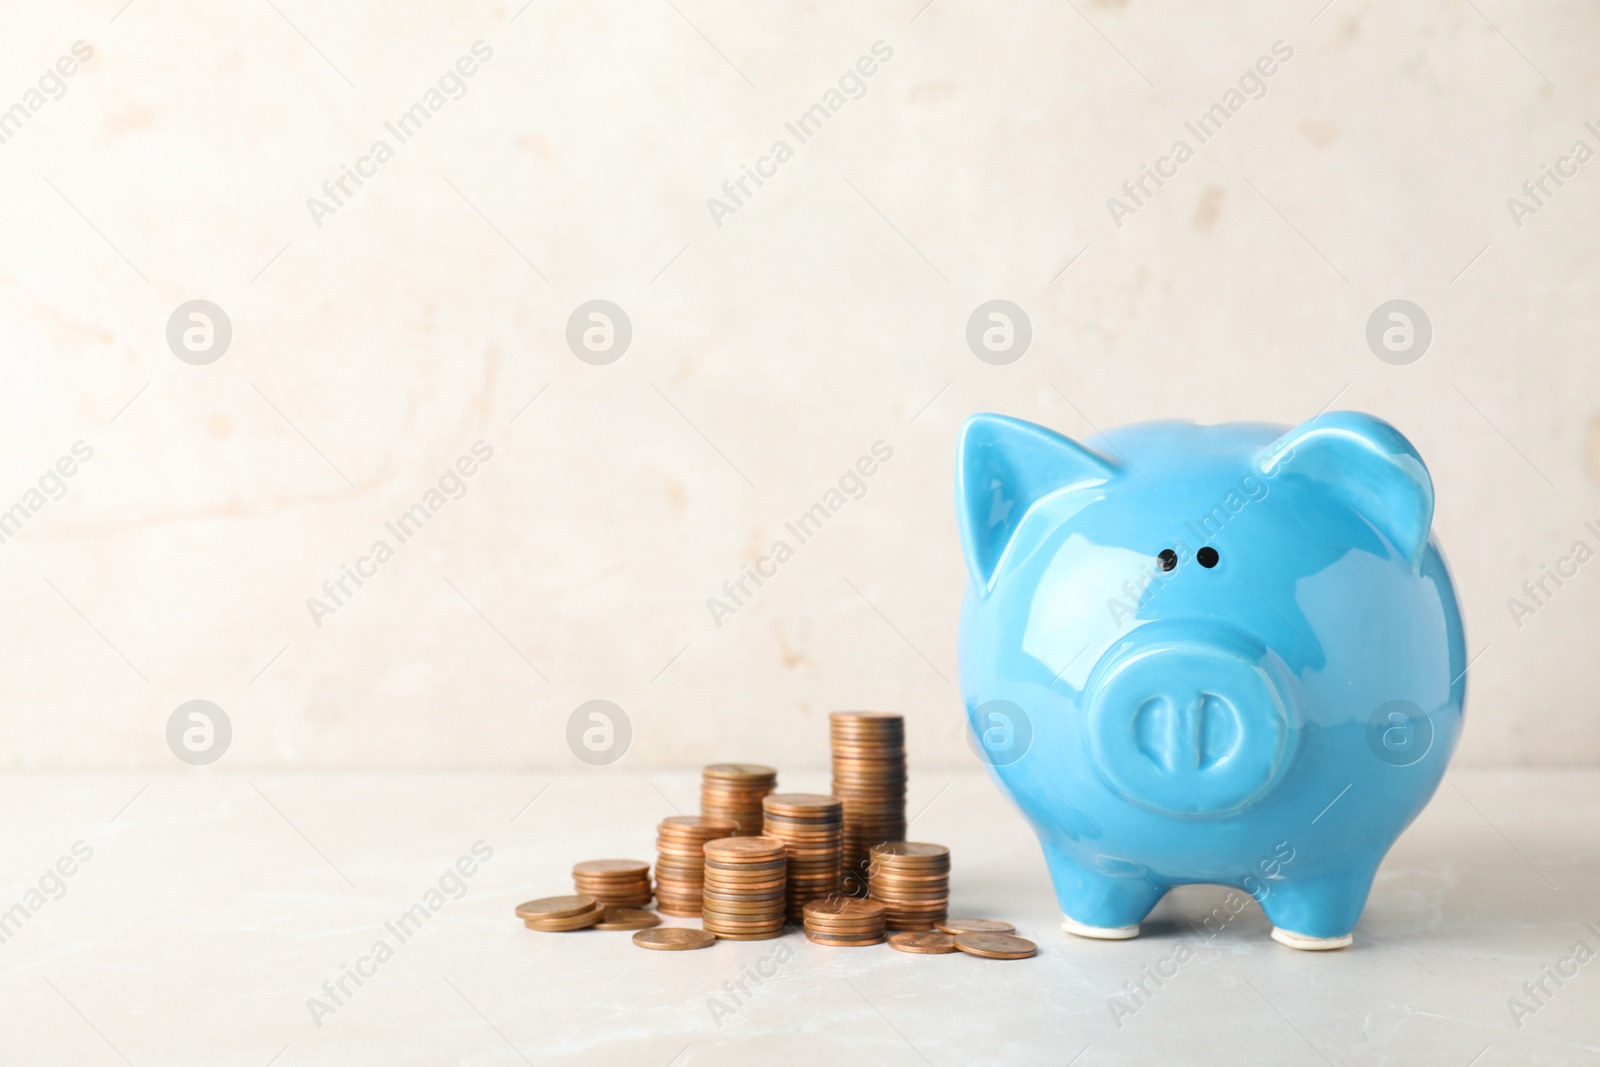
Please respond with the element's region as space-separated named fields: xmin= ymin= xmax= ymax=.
xmin=0 ymin=769 xmax=1595 ymax=1066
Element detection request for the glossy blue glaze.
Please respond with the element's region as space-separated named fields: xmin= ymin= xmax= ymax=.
xmin=955 ymin=412 xmax=1465 ymax=946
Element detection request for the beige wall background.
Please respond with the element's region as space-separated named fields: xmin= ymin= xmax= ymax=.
xmin=0 ymin=0 xmax=1595 ymax=770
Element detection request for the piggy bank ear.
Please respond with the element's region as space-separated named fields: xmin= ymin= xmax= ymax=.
xmin=956 ymin=414 xmax=1117 ymax=592
xmin=1256 ymin=411 xmax=1434 ymax=570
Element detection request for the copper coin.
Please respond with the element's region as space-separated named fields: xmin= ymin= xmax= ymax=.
xmin=515 ymin=895 xmax=599 ymax=921
xmin=573 ymin=859 xmax=650 ymax=876
xmin=522 ymin=907 xmax=604 ymax=932
xmin=702 ymin=880 xmax=787 ymax=894
xmin=704 ymin=856 xmax=787 ymax=871
xmin=700 ymin=916 xmax=782 ymax=926
xmin=594 ymin=907 xmax=662 ymax=931
xmin=763 ymin=793 xmax=842 ymax=813
xmin=702 ymin=763 xmax=777 ymax=780
xmin=806 ymin=921 xmax=885 ymax=936
xmin=937 ymin=918 xmax=1015 ymax=935
xmin=633 ymin=928 xmax=716 ymax=951
xmin=889 ymin=931 xmax=957 ymax=954
xmin=701 ymin=900 xmax=787 ymax=913
xmin=708 ymin=930 xmax=785 ymax=941
xmin=872 ymin=842 xmax=949 ymax=859
xmin=804 ymin=898 xmax=884 ymax=919
xmin=661 ymin=815 xmax=738 ymax=832
xmin=704 ymin=844 xmax=785 ymax=863
xmin=955 ymin=932 xmax=1037 ymax=959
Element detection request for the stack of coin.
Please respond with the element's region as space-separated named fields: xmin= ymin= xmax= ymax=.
xmin=516 ymin=895 xmax=603 ymax=932
xmin=654 ymin=815 xmax=738 ymax=917
xmin=830 ymin=713 xmax=907 ymax=881
xmin=760 ymin=793 xmax=843 ymax=922
xmin=803 ymin=897 xmax=886 ymax=947
xmin=700 ymin=764 xmax=778 ymax=835
xmin=701 ymin=836 xmax=787 ymax=941
xmin=868 ymin=842 xmax=950 ymax=931
xmin=572 ymin=859 xmax=652 ymax=907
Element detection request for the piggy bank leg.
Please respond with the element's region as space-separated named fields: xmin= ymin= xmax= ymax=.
xmin=1257 ymin=863 xmax=1377 ymax=951
xmin=1043 ymin=839 xmax=1167 ymax=940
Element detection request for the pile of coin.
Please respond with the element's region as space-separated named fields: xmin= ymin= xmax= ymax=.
xmin=700 ymin=764 xmax=777 ymax=835
xmin=654 ymin=815 xmax=738 ymax=917
xmin=760 ymin=793 xmax=843 ymax=922
xmin=803 ymin=897 xmax=886 ymax=947
xmin=701 ymin=836 xmax=787 ymax=941
xmin=868 ymin=842 xmax=950 ymax=930
xmin=829 ymin=713 xmax=907 ymax=883
xmin=572 ymin=859 xmax=652 ymax=907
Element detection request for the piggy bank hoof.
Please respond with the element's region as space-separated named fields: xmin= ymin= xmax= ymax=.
xmin=1062 ymin=914 xmax=1141 ymax=940
xmin=1270 ymin=927 xmax=1353 ymax=951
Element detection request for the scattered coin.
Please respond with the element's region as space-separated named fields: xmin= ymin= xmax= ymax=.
xmin=889 ymin=931 xmax=958 ymax=954
xmin=515 ymin=895 xmax=599 ymax=921
xmin=594 ymin=907 xmax=662 ymax=931
xmin=937 ymin=918 xmax=1016 ymax=935
xmin=633 ymin=928 xmax=717 ymax=951
xmin=954 ymin=932 xmax=1037 ymax=960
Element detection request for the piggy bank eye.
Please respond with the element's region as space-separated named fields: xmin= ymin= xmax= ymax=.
xmin=1157 ymin=549 xmax=1178 ymax=572
xmin=1197 ymin=546 xmax=1220 ymax=568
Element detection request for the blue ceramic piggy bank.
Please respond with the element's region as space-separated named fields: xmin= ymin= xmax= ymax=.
xmin=955 ymin=412 xmax=1465 ymax=950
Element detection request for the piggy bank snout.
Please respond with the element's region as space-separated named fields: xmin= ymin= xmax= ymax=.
xmin=1085 ymin=626 xmax=1295 ymax=818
